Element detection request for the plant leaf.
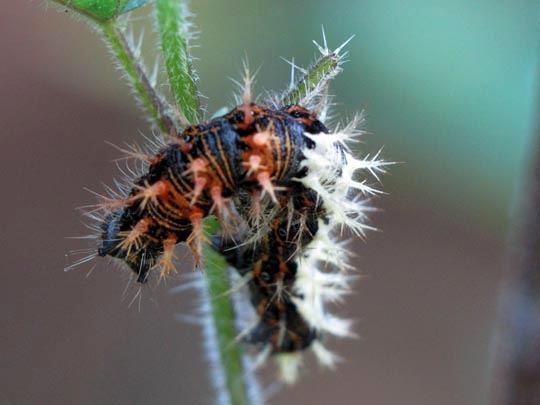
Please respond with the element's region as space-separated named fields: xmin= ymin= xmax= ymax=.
xmin=56 ymin=0 xmax=148 ymax=21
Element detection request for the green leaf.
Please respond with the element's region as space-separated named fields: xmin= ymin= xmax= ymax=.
xmin=56 ymin=0 xmax=148 ymax=21
xmin=201 ymin=217 xmax=250 ymax=405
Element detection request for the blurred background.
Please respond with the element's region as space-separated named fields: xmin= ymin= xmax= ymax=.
xmin=2 ymin=0 xmax=539 ymax=404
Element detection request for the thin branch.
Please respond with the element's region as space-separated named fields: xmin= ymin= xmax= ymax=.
xmin=490 ymin=72 xmax=540 ymax=405
xmin=202 ymin=218 xmax=251 ymax=405
xmin=280 ymin=33 xmax=352 ymax=107
xmin=99 ymin=20 xmax=175 ymax=134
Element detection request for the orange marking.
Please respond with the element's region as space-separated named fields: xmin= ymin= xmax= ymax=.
xmin=187 ymin=211 xmax=206 ymax=269
xmin=116 ymin=217 xmax=152 ymax=256
xmin=209 ymin=186 xmax=225 ymax=215
xmin=252 ymin=130 xmax=272 ymax=148
xmin=155 ymin=234 xmax=179 ymax=280
xmin=187 ymin=158 xmax=207 ymax=175
xmin=129 ymin=180 xmax=168 ymax=210
xmin=240 ymin=103 xmax=254 ymax=126
xmin=279 ymin=261 xmax=289 ymax=275
xmin=190 ymin=176 xmax=207 ymax=206
xmin=242 ymin=154 xmax=265 ymax=178
xmin=257 ymin=171 xmax=278 ymax=203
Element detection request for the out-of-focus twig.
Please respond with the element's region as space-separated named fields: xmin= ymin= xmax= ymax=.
xmin=490 ymin=75 xmax=540 ymax=405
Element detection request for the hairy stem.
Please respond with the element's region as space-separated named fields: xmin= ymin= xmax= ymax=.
xmin=280 ymin=49 xmax=342 ymax=107
xmin=202 ymin=219 xmax=250 ymax=405
xmin=155 ymin=0 xmax=201 ymax=124
xmin=99 ymin=20 xmax=175 ymax=134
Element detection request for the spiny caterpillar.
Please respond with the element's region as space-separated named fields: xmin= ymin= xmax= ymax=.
xmin=70 ymin=32 xmax=387 ymax=383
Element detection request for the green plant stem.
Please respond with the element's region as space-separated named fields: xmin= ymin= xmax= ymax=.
xmin=155 ymin=0 xmax=201 ymax=124
xmin=99 ymin=20 xmax=174 ymax=134
xmin=280 ymin=51 xmax=342 ymax=106
xmin=202 ymin=218 xmax=250 ymax=405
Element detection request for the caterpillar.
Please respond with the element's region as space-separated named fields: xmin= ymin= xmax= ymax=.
xmin=88 ymin=98 xmax=383 ymax=381
xmin=69 ymin=34 xmax=387 ymax=382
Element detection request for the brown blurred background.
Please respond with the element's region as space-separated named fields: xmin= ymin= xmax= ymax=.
xmin=2 ymin=1 xmax=538 ymax=404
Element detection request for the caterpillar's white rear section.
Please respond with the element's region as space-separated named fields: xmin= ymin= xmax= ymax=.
xmin=274 ymin=112 xmax=388 ymax=384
